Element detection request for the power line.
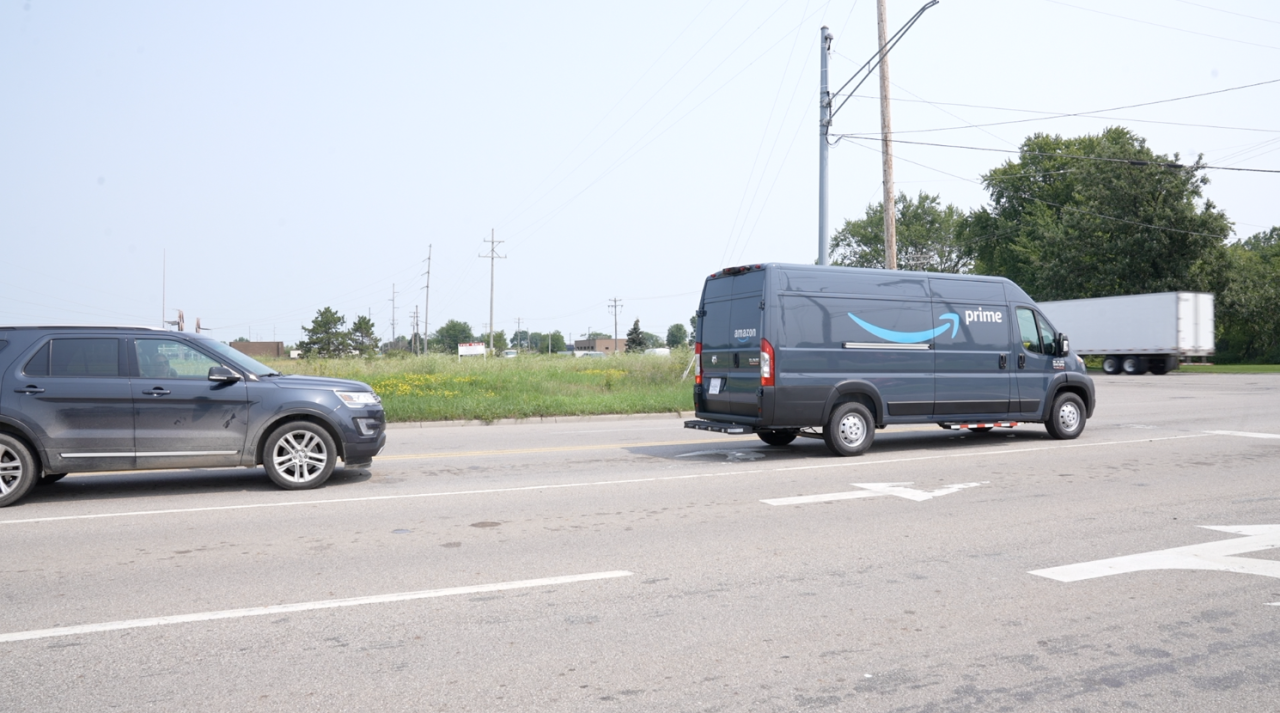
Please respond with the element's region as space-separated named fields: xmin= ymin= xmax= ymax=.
xmin=1044 ymin=0 xmax=1280 ymax=52
xmin=1172 ymin=0 xmax=1280 ymax=26
xmin=840 ymin=138 xmax=1232 ymax=241
xmin=831 ymin=135 xmax=1280 ymax=173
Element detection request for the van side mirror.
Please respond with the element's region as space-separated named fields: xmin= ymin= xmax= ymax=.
xmin=208 ymin=366 xmax=241 ymax=382
xmin=1057 ymin=334 xmax=1070 ymax=357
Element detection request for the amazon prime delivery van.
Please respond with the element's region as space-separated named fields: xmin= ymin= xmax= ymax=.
xmin=684 ymin=264 xmax=1095 ymax=456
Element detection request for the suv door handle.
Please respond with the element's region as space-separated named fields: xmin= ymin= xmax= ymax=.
xmin=14 ymin=386 xmax=45 ymax=394
xmin=143 ymin=388 xmax=171 ymax=396
xmin=998 ymin=354 xmax=1007 ymax=369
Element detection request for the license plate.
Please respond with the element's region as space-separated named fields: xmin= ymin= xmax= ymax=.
xmin=708 ymin=378 xmax=723 ymax=395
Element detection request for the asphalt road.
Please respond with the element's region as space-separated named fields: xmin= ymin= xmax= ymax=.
xmin=3 ymin=373 xmax=1279 ymax=712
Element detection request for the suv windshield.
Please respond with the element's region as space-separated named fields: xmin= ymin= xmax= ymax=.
xmin=197 ymin=337 xmax=281 ymax=377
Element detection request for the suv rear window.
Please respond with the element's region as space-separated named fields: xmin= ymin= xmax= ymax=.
xmin=25 ymin=339 xmax=121 ymax=377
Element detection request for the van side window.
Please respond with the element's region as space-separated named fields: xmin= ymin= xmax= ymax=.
xmin=1035 ymin=312 xmax=1056 ymax=354
xmin=1016 ymin=308 xmax=1043 ymax=354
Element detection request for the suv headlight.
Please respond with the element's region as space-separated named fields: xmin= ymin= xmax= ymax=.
xmin=337 ymin=390 xmax=381 ymax=407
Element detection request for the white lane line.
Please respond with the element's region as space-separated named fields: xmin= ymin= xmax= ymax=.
xmin=1 ymin=433 xmax=1212 ymax=526
xmin=1205 ymin=430 xmax=1280 ymax=440
xmin=0 ymin=571 xmax=633 ymax=644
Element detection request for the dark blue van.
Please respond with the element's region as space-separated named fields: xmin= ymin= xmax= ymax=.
xmin=685 ymin=264 xmax=1095 ymax=456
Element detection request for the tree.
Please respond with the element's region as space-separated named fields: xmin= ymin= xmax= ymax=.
xmin=511 ymin=329 xmax=529 ymax=350
xmin=1217 ymin=227 xmax=1280 ymax=363
xmin=625 ymin=319 xmax=646 ymax=353
xmin=831 ymin=191 xmax=971 ymax=273
xmin=349 ymin=315 xmax=380 ymax=357
xmin=233 ymin=336 xmax=249 ymax=343
xmin=478 ymin=330 xmax=508 ymax=353
xmin=666 ymin=323 xmax=688 ymax=348
xmin=433 ymin=319 xmax=474 ymax=354
xmin=961 ymin=127 xmax=1231 ymax=301
xmin=643 ymin=331 xmax=663 ymax=349
xmin=689 ymin=314 xmax=697 ymax=344
xmin=587 ymin=331 xmax=611 ymax=339
xmin=298 ymin=307 xmax=351 ymax=358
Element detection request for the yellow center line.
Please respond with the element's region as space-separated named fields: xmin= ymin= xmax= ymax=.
xmin=377 ymin=436 xmax=755 ymax=461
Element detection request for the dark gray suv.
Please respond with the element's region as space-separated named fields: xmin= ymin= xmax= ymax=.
xmin=0 ymin=326 xmax=386 ymax=507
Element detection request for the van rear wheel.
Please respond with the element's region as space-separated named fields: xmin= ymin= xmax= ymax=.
xmin=823 ymin=403 xmax=874 ymax=457
xmin=758 ymin=431 xmax=798 ymax=447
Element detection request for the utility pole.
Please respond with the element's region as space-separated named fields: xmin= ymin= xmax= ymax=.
xmin=389 ymin=283 xmax=398 ymax=345
xmin=877 ymin=0 xmax=898 ymax=270
xmin=818 ymin=26 xmax=833 ymax=266
xmin=607 ymin=298 xmax=623 ymax=353
xmin=817 ymin=1 xmax=938 ymax=270
xmin=480 ymin=229 xmax=505 ymax=353
xmin=161 ymin=249 xmax=166 ymax=328
xmin=411 ymin=305 xmax=420 ymax=355
xmin=515 ymin=317 xmax=522 ymax=350
xmin=421 ymin=245 xmax=432 ymax=354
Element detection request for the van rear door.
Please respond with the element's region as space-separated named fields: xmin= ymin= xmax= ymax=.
xmin=700 ymin=270 xmax=764 ymax=418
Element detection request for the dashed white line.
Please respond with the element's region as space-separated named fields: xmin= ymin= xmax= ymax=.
xmin=0 ymin=571 xmax=634 ymax=644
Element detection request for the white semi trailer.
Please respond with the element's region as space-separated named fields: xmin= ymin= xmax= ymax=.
xmin=1039 ymin=292 xmax=1214 ymax=375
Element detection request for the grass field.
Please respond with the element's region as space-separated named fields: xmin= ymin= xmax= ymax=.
xmin=262 ymin=350 xmax=696 ymax=422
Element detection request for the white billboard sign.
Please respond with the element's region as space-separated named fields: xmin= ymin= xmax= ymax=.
xmin=458 ymin=342 xmax=487 ymax=357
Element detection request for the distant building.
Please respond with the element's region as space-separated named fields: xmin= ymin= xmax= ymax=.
xmin=573 ymin=338 xmax=624 ymax=355
xmin=230 ymin=341 xmax=285 ymax=358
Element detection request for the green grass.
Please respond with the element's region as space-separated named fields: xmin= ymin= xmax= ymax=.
xmin=261 ymin=349 xmax=696 ymax=422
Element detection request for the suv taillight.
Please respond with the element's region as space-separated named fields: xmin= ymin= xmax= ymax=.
xmin=694 ymin=342 xmax=702 ymax=385
xmin=760 ymin=338 xmax=774 ymax=386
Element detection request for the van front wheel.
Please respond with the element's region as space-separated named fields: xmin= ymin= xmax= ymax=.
xmin=823 ymin=403 xmax=874 ymax=457
xmin=1045 ymin=393 xmax=1086 ymax=440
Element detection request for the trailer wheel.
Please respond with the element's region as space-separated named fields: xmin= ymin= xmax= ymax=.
xmin=1101 ymin=356 xmax=1121 ymax=375
xmin=1149 ymin=359 xmax=1169 ymax=375
xmin=1122 ymin=356 xmax=1147 ymax=375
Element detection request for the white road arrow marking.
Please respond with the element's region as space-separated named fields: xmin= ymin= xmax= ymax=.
xmin=851 ymin=481 xmax=985 ymax=502
xmin=1030 ymin=526 xmax=1280 ymax=606
xmin=762 ymin=481 xmax=984 ymax=506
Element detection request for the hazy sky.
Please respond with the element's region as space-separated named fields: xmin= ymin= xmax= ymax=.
xmin=3 ymin=1 xmax=1276 ymax=346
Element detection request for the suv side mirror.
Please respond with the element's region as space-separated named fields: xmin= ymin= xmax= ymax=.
xmin=208 ymin=365 xmax=241 ymax=383
xmin=1057 ymin=334 xmax=1070 ymax=357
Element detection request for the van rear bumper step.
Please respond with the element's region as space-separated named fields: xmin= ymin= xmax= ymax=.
xmin=684 ymin=420 xmax=751 ymax=435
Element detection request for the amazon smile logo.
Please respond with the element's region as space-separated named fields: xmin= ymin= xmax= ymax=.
xmin=847 ymin=312 xmax=959 ymax=344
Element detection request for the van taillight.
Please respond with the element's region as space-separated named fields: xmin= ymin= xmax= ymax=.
xmin=760 ymin=338 xmax=774 ymax=386
xmin=694 ymin=342 xmax=703 ymax=385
